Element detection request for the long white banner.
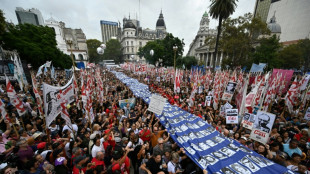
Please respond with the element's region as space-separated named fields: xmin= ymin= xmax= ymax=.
xmin=43 ymin=76 xmax=75 ymax=127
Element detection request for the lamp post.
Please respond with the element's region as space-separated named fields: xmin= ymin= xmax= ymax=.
xmin=66 ymin=39 xmax=75 ymax=71
xmin=173 ymin=46 xmax=178 ymax=71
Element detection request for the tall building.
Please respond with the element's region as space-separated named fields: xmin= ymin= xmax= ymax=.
xmin=187 ymin=12 xmax=221 ymax=67
xmin=45 ymin=17 xmax=88 ymax=67
xmin=120 ymin=10 xmax=167 ymax=61
xmin=267 ymin=0 xmax=310 ymax=45
xmin=15 ymin=7 xmax=44 ymax=26
xmin=100 ymin=20 xmax=119 ymax=44
xmin=253 ymin=0 xmax=272 ymax=22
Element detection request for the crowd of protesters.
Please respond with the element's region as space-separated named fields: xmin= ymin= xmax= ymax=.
xmin=0 ymin=67 xmax=309 ymax=174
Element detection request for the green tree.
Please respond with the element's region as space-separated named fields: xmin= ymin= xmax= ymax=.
xmin=252 ymin=35 xmax=281 ymax=70
xmin=0 ymin=10 xmax=6 ymax=37
xmin=209 ymin=0 xmax=238 ymax=70
xmin=278 ymin=44 xmax=302 ymax=69
xmin=138 ymin=33 xmax=184 ymax=67
xmin=1 ymin=23 xmax=72 ymax=68
xmin=138 ymin=40 xmax=164 ymax=65
xmin=176 ymin=56 xmax=198 ymax=69
xmin=218 ymin=13 xmax=270 ymax=69
xmin=86 ymin=39 xmax=104 ymax=63
xmin=297 ymin=39 xmax=310 ymax=72
xmin=103 ymin=39 xmax=123 ymax=64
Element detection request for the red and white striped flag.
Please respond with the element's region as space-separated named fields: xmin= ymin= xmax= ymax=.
xmin=285 ymin=77 xmax=299 ymax=113
xmin=6 ymin=76 xmax=26 ymax=116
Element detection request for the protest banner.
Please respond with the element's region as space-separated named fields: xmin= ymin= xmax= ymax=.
xmin=250 ymin=111 xmax=275 ymax=144
xmin=119 ymin=98 xmax=136 ymax=109
xmin=226 ymin=109 xmax=238 ymax=124
xmin=43 ymin=76 xmax=75 ymax=127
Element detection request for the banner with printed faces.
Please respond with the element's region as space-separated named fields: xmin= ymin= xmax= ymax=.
xmin=226 ymin=109 xmax=238 ymax=124
xmin=112 ymin=71 xmax=292 ymax=174
xmin=250 ymin=111 xmax=275 ymax=144
xmin=242 ymin=113 xmax=256 ymax=130
xmin=43 ymin=76 xmax=75 ymax=127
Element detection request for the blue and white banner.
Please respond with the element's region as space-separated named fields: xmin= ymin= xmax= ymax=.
xmin=112 ymin=71 xmax=292 ymax=174
xmin=250 ymin=63 xmax=266 ymax=73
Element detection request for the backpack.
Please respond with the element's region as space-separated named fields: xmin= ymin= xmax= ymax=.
xmin=106 ymin=163 xmax=120 ymax=174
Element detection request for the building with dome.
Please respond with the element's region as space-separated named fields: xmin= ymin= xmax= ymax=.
xmin=267 ymin=13 xmax=281 ymax=38
xmin=266 ymin=0 xmax=310 ymax=46
xmin=187 ymin=12 xmax=223 ymax=67
xmin=120 ymin=10 xmax=167 ymax=62
xmin=45 ymin=17 xmax=89 ymax=67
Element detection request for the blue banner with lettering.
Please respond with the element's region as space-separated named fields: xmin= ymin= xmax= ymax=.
xmin=112 ymin=71 xmax=292 ymax=174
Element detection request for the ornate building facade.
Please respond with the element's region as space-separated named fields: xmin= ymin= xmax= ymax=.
xmin=45 ymin=17 xmax=88 ymax=67
xmin=187 ymin=12 xmax=224 ymax=68
xmin=120 ymin=10 xmax=167 ymax=62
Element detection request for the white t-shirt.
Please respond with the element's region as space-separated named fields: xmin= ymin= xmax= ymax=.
xmin=167 ymin=161 xmax=182 ymax=174
xmin=91 ymin=138 xmax=105 ymax=157
xmin=62 ymin=124 xmax=78 ymax=133
xmin=126 ymin=138 xmax=143 ymax=149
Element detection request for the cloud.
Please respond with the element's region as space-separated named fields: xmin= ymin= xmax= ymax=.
xmin=1 ymin=0 xmax=255 ymax=55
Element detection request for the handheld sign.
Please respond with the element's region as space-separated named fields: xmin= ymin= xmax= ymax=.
xmin=242 ymin=113 xmax=256 ymax=130
xmin=250 ymin=111 xmax=275 ymax=144
xmin=148 ymin=94 xmax=166 ymax=115
xmin=226 ymin=109 xmax=238 ymax=124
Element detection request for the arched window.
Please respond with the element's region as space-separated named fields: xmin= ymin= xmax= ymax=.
xmin=78 ymin=54 xmax=83 ymax=60
xmin=71 ymin=54 xmax=76 ymax=60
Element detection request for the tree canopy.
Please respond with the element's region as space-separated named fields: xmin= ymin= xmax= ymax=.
xmin=0 ymin=18 xmax=72 ymax=69
xmin=138 ymin=33 xmax=184 ymax=67
xmin=103 ymin=39 xmax=123 ymax=64
xmin=86 ymin=39 xmax=104 ymax=63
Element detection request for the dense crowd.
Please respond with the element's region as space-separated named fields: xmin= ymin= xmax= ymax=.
xmin=0 ymin=67 xmax=309 ymax=174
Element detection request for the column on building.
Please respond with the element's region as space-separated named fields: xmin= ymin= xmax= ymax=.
xmin=220 ymin=52 xmax=223 ymax=66
xmin=210 ymin=52 xmax=213 ymax=68
xmin=206 ymin=52 xmax=209 ymax=66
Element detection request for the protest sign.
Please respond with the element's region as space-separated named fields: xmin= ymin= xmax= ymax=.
xmin=148 ymin=94 xmax=166 ymax=115
xmin=304 ymin=107 xmax=310 ymax=120
xmin=205 ymin=96 xmax=212 ymax=106
xmin=250 ymin=111 xmax=275 ymax=144
xmin=222 ymin=82 xmax=236 ymax=101
xmin=242 ymin=113 xmax=256 ymax=130
xmin=226 ymin=109 xmax=238 ymax=124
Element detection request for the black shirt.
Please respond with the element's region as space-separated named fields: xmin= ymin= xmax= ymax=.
xmin=146 ymin=158 xmax=163 ymax=174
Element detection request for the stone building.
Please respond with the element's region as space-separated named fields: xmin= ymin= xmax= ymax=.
xmin=187 ymin=12 xmax=224 ymax=67
xmin=45 ymin=17 xmax=88 ymax=67
xmin=120 ymin=10 xmax=167 ymax=62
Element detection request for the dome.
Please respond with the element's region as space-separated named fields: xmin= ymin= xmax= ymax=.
xmin=156 ymin=10 xmax=166 ymax=27
xmin=124 ymin=21 xmax=136 ymax=29
xmin=267 ymin=14 xmax=281 ymax=33
xmin=203 ymin=11 xmax=208 ymax=17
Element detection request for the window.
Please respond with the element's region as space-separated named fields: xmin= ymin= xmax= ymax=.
xmin=139 ymin=42 xmax=142 ymax=46
xmin=127 ymin=41 xmax=129 ymax=46
xmin=131 ymin=48 xmax=134 ymax=53
xmin=127 ymin=47 xmax=129 ymax=52
xmin=78 ymin=54 xmax=83 ymax=60
xmin=131 ymin=41 xmax=133 ymax=46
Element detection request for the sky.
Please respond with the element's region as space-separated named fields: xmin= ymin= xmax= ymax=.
xmin=1 ymin=0 xmax=256 ymax=55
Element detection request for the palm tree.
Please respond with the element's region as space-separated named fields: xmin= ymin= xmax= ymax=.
xmin=209 ymin=0 xmax=238 ymax=70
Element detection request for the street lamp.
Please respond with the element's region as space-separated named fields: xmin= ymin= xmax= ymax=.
xmin=66 ymin=39 xmax=75 ymax=70
xmin=173 ymin=46 xmax=178 ymax=70
xmin=97 ymin=44 xmax=106 ymax=55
